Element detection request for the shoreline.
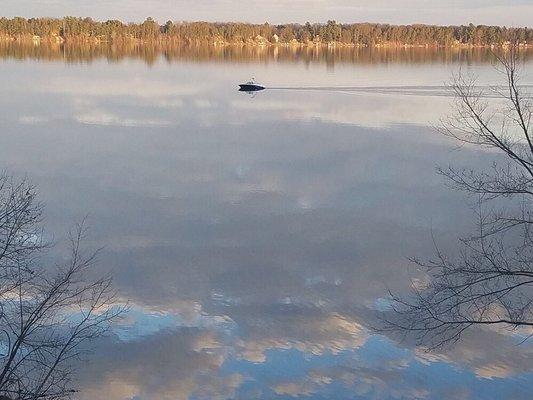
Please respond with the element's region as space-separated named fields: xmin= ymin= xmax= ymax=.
xmin=1 ymin=36 xmax=532 ymax=49
xmin=0 ymin=18 xmax=531 ymax=49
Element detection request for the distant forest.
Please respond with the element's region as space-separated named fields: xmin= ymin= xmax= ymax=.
xmin=0 ymin=17 xmax=532 ymax=47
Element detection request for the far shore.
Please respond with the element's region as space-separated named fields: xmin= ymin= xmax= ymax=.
xmin=1 ymin=35 xmax=532 ymax=50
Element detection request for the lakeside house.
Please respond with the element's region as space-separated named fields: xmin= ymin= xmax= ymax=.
xmin=255 ymin=35 xmax=268 ymax=45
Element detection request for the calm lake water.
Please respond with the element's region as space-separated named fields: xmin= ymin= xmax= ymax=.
xmin=0 ymin=45 xmax=532 ymax=399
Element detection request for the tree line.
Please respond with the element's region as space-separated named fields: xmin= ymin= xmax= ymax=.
xmin=0 ymin=17 xmax=532 ymax=46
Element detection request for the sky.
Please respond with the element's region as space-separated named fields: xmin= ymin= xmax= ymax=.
xmin=2 ymin=0 xmax=533 ymax=26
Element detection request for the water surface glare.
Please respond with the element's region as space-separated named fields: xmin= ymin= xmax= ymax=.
xmin=0 ymin=46 xmax=532 ymax=400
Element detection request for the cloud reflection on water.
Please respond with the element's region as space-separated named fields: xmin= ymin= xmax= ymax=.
xmin=0 ymin=55 xmax=531 ymax=399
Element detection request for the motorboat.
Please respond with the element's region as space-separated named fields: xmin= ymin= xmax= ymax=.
xmin=239 ymin=78 xmax=266 ymax=92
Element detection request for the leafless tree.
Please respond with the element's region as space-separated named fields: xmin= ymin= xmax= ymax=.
xmin=382 ymin=43 xmax=533 ymax=348
xmin=0 ymin=174 xmax=126 ymax=399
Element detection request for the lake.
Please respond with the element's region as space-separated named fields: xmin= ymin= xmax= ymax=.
xmin=0 ymin=44 xmax=532 ymax=399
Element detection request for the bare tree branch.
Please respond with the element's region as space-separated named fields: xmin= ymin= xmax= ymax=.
xmin=0 ymin=173 xmax=127 ymax=400
xmin=381 ymin=41 xmax=533 ymax=348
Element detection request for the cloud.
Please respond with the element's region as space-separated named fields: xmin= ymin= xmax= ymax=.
xmin=272 ymin=372 xmax=333 ymax=397
xmin=19 ymin=115 xmax=51 ymax=125
xmin=74 ymin=109 xmax=171 ymax=127
xmin=76 ymin=328 xmax=243 ymax=400
xmin=408 ymin=328 xmax=533 ymax=380
xmin=234 ymin=309 xmax=369 ymax=363
xmin=270 ymin=363 xmax=433 ymax=400
xmin=232 ymin=91 xmax=453 ymax=128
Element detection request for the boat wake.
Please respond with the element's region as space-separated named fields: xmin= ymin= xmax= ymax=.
xmin=266 ymin=85 xmax=533 ymax=98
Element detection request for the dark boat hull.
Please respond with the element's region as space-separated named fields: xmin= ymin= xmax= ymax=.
xmin=239 ymin=84 xmax=265 ymax=92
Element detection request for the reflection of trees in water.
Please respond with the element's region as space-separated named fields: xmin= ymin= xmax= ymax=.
xmin=382 ymin=43 xmax=533 ymax=348
xmin=0 ymin=41 xmax=532 ymax=66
